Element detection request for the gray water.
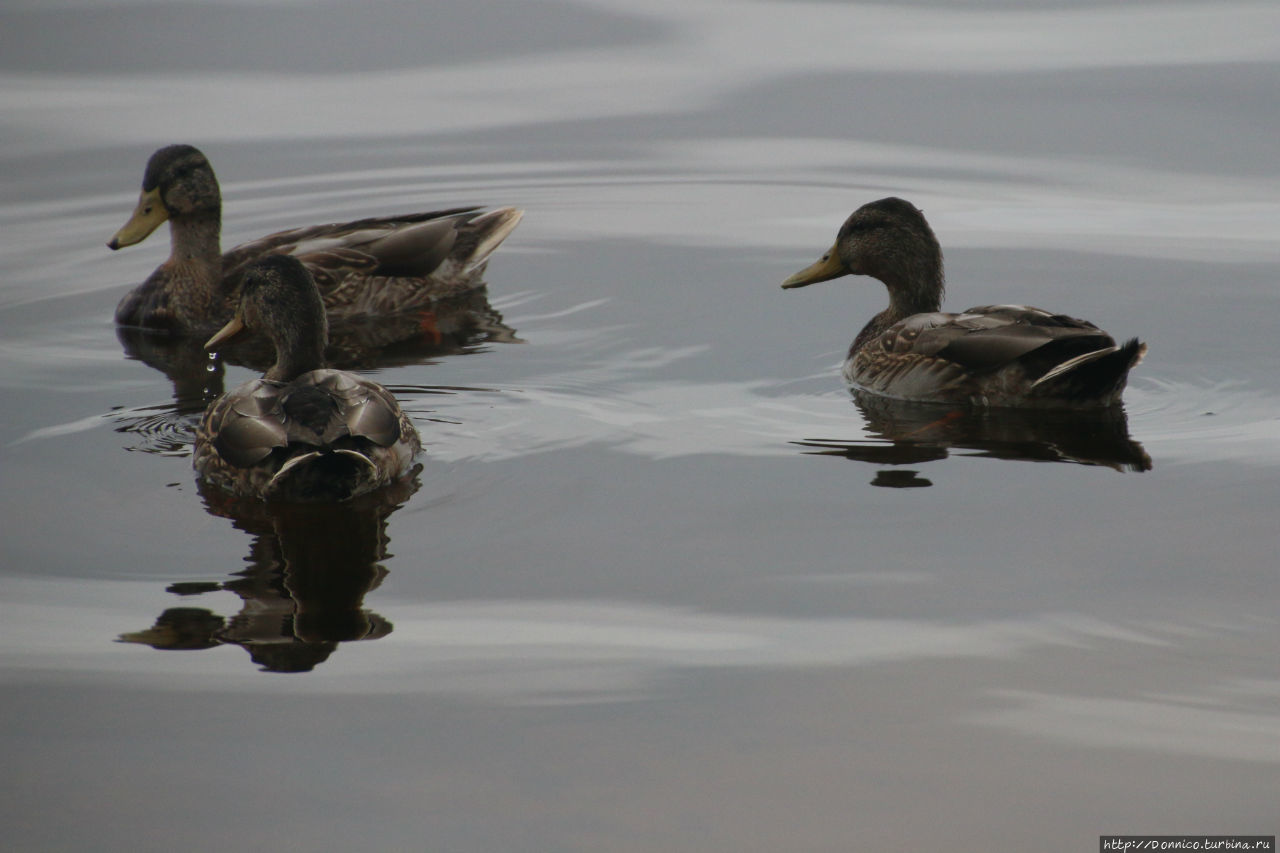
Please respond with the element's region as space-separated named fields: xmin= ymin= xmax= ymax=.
xmin=2 ymin=1 xmax=1279 ymax=850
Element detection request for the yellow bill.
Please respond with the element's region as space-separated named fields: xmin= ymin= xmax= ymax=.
xmin=107 ymin=187 xmax=168 ymax=250
xmin=781 ymin=241 xmax=847 ymax=289
xmin=204 ymin=315 xmax=245 ymax=351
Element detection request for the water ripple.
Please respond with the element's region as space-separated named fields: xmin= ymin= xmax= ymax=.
xmin=107 ymin=402 xmax=198 ymax=457
xmin=5 ymin=575 xmax=1277 ymax=710
xmin=1127 ymin=380 xmax=1280 ymax=465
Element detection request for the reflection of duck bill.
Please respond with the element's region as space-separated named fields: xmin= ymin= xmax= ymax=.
xmin=870 ymin=470 xmax=933 ymax=489
xmin=117 ymin=607 xmax=225 ymax=651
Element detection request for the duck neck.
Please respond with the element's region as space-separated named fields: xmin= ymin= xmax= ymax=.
xmin=852 ymin=266 xmax=944 ymax=354
xmin=166 ymin=212 xmax=224 ymax=326
xmin=264 ymin=325 xmax=327 ymax=383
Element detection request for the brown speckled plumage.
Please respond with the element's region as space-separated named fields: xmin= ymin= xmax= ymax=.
xmin=193 ymin=255 xmax=421 ymax=502
xmin=110 ymin=145 xmax=522 ymax=336
xmin=782 ymin=197 xmax=1145 ymax=407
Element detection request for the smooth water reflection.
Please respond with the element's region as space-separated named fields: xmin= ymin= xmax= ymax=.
xmin=3 ymin=0 xmax=1280 ymax=848
xmin=796 ymin=392 xmax=1152 ymax=482
xmin=119 ymin=478 xmax=418 ymax=673
xmin=973 ymin=685 xmax=1280 ymax=764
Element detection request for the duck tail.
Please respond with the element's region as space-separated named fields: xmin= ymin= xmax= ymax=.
xmin=265 ymin=448 xmax=380 ymax=502
xmin=1029 ymin=338 xmax=1146 ymax=404
xmin=459 ymin=207 xmax=523 ymax=273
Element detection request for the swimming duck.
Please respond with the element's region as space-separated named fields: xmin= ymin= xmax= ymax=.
xmin=782 ymin=197 xmax=1145 ymax=407
xmin=193 ymin=254 xmax=421 ymax=502
xmin=109 ymin=144 xmax=522 ymax=335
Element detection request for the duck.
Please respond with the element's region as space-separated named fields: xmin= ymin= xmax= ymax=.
xmin=782 ymin=197 xmax=1145 ymax=407
xmin=109 ymin=144 xmax=523 ymax=336
xmin=193 ymin=254 xmax=422 ymax=502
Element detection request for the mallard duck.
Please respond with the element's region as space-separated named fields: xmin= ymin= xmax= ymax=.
xmin=193 ymin=254 xmax=421 ymax=502
xmin=109 ymin=144 xmax=522 ymax=335
xmin=782 ymin=197 xmax=1145 ymax=407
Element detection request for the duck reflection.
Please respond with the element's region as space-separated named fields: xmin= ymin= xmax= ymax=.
xmin=118 ymin=285 xmax=520 ymax=385
xmin=118 ymin=474 xmax=419 ymax=673
xmin=795 ymin=391 xmax=1151 ymax=486
xmin=112 ymin=287 xmax=518 ymax=454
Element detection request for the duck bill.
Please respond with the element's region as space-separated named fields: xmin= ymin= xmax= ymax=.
xmin=781 ymin=242 xmax=847 ymax=289
xmin=204 ymin=315 xmax=245 ymax=351
xmin=107 ymin=188 xmax=168 ymax=250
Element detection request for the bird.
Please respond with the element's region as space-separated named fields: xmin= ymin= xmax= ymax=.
xmin=781 ymin=197 xmax=1145 ymax=407
xmin=109 ymin=144 xmax=522 ymax=336
xmin=193 ymin=254 xmax=422 ymax=502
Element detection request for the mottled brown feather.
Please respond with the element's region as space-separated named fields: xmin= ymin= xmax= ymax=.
xmin=111 ymin=146 xmax=522 ymax=337
xmin=784 ymin=198 xmax=1144 ymax=407
xmin=193 ymin=256 xmax=421 ymax=502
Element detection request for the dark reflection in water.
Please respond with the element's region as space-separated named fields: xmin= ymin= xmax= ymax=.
xmin=119 ymin=475 xmax=419 ymax=673
xmin=117 ymin=286 xmax=519 ymax=383
xmin=796 ymin=391 xmax=1151 ymax=486
xmin=870 ymin=469 xmax=935 ymax=489
xmin=110 ymin=286 xmax=518 ymax=454
xmin=112 ymin=283 xmax=450 ymax=668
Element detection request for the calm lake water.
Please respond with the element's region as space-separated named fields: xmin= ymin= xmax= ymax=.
xmin=3 ymin=0 xmax=1279 ymax=850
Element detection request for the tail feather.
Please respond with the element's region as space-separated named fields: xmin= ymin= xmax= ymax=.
xmin=462 ymin=207 xmax=523 ymax=272
xmin=1030 ymin=337 xmax=1146 ymax=403
xmin=266 ymin=449 xmax=380 ymax=502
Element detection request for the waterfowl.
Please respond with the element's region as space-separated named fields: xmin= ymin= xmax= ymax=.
xmin=109 ymin=144 xmax=523 ymax=335
xmin=193 ymin=254 xmax=421 ymax=502
xmin=782 ymin=197 xmax=1145 ymax=407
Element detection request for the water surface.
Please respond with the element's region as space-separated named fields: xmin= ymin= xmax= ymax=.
xmin=2 ymin=1 xmax=1279 ymax=850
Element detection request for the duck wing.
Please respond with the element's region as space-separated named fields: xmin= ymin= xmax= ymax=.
xmin=201 ymin=370 xmax=412 ymax=468
xmin=852 ymin=305 xmax=1138 ymax=404
xmin=285 ymin=370 xmax=409 ymax=449
xmin=222 ymin=207 xmax=478 ymax=276
xmin=221 ymin=207 xmax=522 ymax=314
xmin=921 ymin=305 xmax=1116 ymax=374
xmin=200 ymin=379 xmax=291 ymax=467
